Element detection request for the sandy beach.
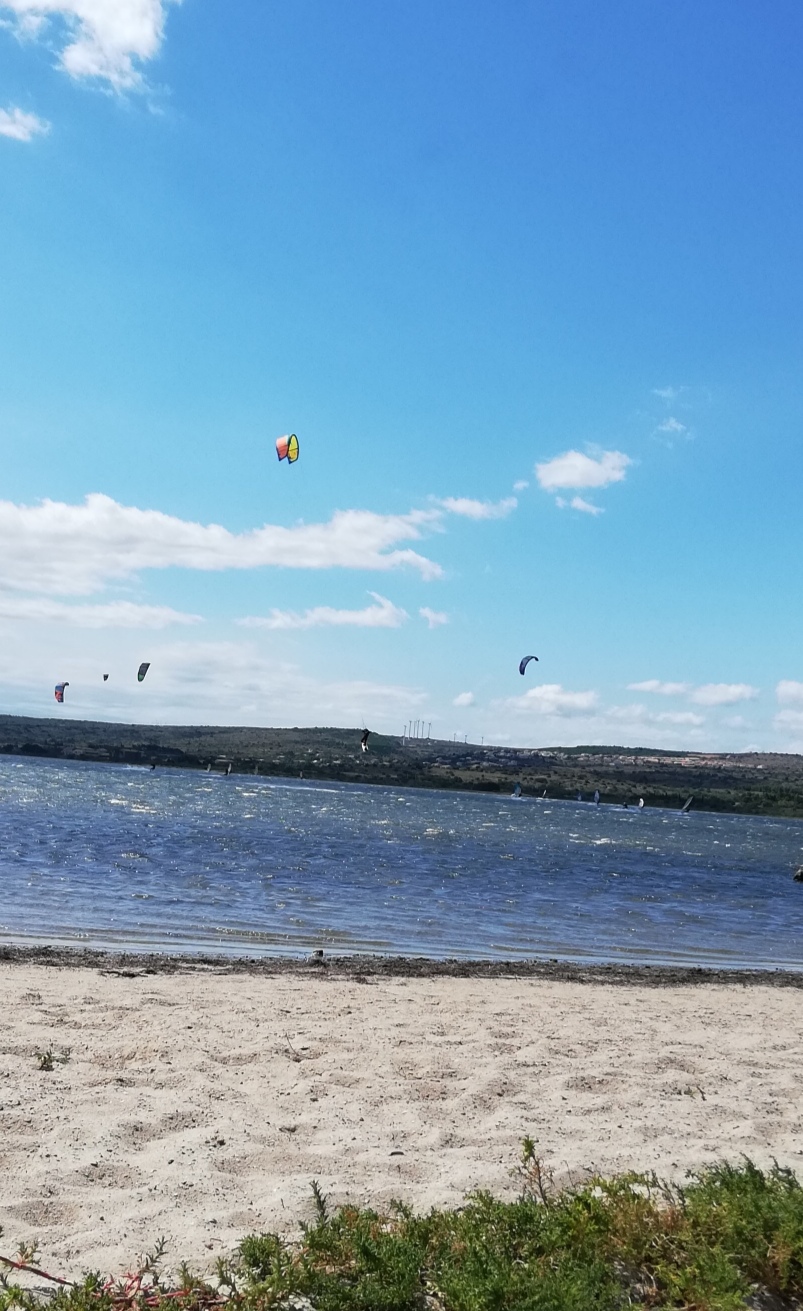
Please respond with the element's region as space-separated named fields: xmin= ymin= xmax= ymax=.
xmin=1 ymin=958 xmax=802 ymax=1280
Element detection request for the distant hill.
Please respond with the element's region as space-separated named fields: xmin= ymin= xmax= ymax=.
xmin=1 ymin=714 xmax=803 ymax=817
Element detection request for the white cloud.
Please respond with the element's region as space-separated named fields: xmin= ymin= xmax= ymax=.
xmin=568 ymin=495 xmax=603 ymax=516
xmin=0 ymin=596 xmax=200 ymax=627
xmin=656 ymin=417 xmax=686 ymax=434
xmin=437 ymin=496 xmax=517 ymax=520
xmin=628 ymin=679 xmax=758 ymax=707
xmin=486 ymin=691 xmax=720 ymax=748
xmin=600 ymin=703 xmax=653 ymax=726
xmin=557 ymin=495 xmax=602 ymax=513
xmin=0 ymin=493 xmax=445 ymax=595
xmin=690 ymin=683 xmax=759 ymax=707
xmin=1 ymin=0 xmax=179 ymax=90
xmin=535 ymin=449 xmax=632 ymax=493
xmin=775 ymin=707 xmax=801 ymax=728
xmin=453 ymin=691 xmax=474 ymax=707
xmin=237 ymin=593 xmax=407 ymax=632
xmin=776 ymin=680 xmax=803 ymax=704
xmin=0 ymin=638 xmax=429 ymax=730
xmin=774 ymin=709 xmax=803 ymax=732
xmin=0 ymin=105 xmax=49 ymax=139
xmin=419 ymin=607 xmax=448 ymax=629
xmin=504 ymin=684 xmax=599 ymax=717
xmin=627 ymin=680 xmax=691 ymax=696
xmin=513 ymin=479 xmax=529 ymax=491
xmin=652 ymin=386 xmax=679 ymax=401
xmin=151 ymin=641 xmax=431 ymax=725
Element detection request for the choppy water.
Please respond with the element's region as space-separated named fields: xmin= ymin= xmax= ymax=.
xmin=1 ymin=755 xmax=802 ymax=967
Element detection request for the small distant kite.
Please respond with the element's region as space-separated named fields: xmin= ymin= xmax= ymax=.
xmin=276 ymin=434 xmax=299 ymax=464
xmin=360 ymin=729 xmax=370 ymax=753
xmin=518 ymin=655 xmax=539 ymax=676
xmin=103 ymin=674 xmax=109 ymax=682
xmin=137 ymin=662 xmax=150 ymax=683
xmin=54 ymin=682 xmax=69 ymax=703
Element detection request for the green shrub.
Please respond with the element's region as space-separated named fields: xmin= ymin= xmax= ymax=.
xmin=3 ymin=1157 xmax=803 ymax=1310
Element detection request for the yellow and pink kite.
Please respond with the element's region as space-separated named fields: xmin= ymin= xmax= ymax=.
xmin=275 ymin=433 xmax=299 ymax=464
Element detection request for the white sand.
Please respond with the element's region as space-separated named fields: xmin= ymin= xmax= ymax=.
xmin=1 ymin=963 xmax=802 ymax=1279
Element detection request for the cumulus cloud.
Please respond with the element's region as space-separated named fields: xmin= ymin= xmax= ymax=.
xmin=488 ymin=690 xmax=716 ymax=747
xmin=776 ymin=680 xmax=803 ymax=704
xmin=690 ymin=683 xmax=759 ymax=707
xmin=0 ymin=638 xmax=429 ymax=729
xmin=453 ymin=691 xmax=474 ymax=707
xmin=627 ymin=680 xmax=691 ymax=696
xmin=139 ymin=641 xmax=429 ymax=724
xmin=653 ymin=414 xmax=691 ymax=448
xmin=628 ymin=679 xmax=757 ymax=707
xmin=0 ymin=105 xmax=49 ymax=139
xmin=558 ymin=495 xmax=603 ymax=516
xmin=1 ymin=0 xmax=179 ymax=90
xmin=535 ymin=449 xmax=632 ymax=493
xmin=774 ymin=709 xmax=803 ymax=735
xmin=437 ymin=496 xmax=517 ymax=520
xmin=0 ymin=596 xmax=200 ymax=627
xmin=598 ymin=704 xmax=707 ymax=743
xmin=419 ymin=607 xmax=448 ymax=629
xmin=513 ymin=479 xmax=529 ymax=491
xmin=504 ymin=684 xmax=599 ymax=717
xmin=237 ymin=593 xmax=407 ymax=632
xmin=0 ymin=493 xmax=446 ymax=595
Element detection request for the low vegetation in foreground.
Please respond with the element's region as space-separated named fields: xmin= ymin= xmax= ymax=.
xmin=3 ymin=1155 xmax=803 ymax=1310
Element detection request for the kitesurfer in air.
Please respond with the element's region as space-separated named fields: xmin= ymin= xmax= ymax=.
xmin=360 ymin=729 xmax=370 ymax=753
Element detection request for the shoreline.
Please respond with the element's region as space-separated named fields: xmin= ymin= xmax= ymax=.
xmin=1 ymin=943 xmax=802 ymax=986
xmin=4 ymin=717 xmax=803 ymax=817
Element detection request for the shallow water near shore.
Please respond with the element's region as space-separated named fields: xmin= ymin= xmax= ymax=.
xmin=1 ymin=755 xmax=802 ymax=968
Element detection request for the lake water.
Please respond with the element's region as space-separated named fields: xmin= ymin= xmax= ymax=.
xmin=1 ymin=755 xmax=802 ymax=968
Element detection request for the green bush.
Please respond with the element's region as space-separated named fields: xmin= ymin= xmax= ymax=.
xmin=3 ymin=1157 xmax=803 ymax=1310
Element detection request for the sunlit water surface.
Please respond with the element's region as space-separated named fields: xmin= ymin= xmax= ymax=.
xmin=1 ymin=756 xmax=802 ymax=967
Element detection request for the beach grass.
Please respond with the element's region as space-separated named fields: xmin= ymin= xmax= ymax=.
xmin=3 ymin=1155 xmax=803 ymax=1309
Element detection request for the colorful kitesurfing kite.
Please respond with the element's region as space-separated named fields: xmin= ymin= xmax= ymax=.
xmin=276 ymin=434 xmax=299 ymax=464
xmin=54 ymin=682 xmax=69 ymax=703
xmin=137 ymin=662 xmax=150 ymax=683
xmin=518 ymin=655 xmax=539 ymax=675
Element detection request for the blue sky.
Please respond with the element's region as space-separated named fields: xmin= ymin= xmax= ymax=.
xmin=2 ymin=0 xmax=803 ymax=749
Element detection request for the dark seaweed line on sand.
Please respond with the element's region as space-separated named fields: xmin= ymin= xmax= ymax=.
xmin=1 ymin=944 xmax=801 ymax=986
